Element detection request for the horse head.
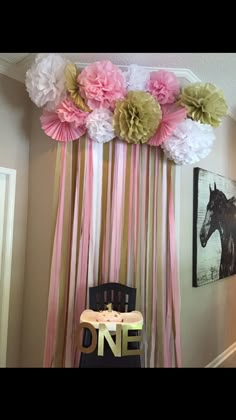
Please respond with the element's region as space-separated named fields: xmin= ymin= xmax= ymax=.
xmin=200 ymin=182 xmax=226 ymax=247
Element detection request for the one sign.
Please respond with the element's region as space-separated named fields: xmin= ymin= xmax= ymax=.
xmin=76 ymin=322 xmax=143 ymax=357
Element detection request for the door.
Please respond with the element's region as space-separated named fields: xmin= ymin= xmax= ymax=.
xmin=0 ymin=167 xmax=16 ymax=367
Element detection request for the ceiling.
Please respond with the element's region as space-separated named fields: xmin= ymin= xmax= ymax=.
xmin=0 ymin=52 xmax=236 ymax=120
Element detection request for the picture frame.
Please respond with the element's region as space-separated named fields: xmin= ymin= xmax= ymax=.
xmin=193 ymin=167 xmax=236 ymax=287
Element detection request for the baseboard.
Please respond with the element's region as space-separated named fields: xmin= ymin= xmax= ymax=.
xmin=205 ymin=341 xmax=236 ymax=368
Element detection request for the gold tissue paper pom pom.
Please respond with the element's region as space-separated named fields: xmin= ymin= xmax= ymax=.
xmin=113 ymin=91 xmax=162 ymax=144
xmin=179 ymin=83 xmax=228 ymax=127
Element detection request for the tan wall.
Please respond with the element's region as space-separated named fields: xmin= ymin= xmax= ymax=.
xmin=20 ymin=107 xmax=57 ymax=367
xmin=0 ymin=74 xmax=31 ymax=367
xmin=179 ymin=116 xmax=236 ymax=367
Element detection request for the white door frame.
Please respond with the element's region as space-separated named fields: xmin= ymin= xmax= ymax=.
xmin=0 ymin=167 xmax=16 ymax=367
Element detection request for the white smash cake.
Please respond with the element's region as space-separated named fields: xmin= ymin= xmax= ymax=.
xmin=96 ymin=310 xmax=123 ymax=323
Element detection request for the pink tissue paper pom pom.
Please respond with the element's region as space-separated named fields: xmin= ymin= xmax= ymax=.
xmin=146 ymin=70 xmax=180 ymax=105
xmin=56 ymin=97 xmax=88 ymax=127
xmin=78 ymin=60 xmax=126 ymax=110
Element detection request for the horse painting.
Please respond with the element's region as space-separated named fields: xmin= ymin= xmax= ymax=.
xmin=193 ymin=168 xmax=236 ymax=287
xmin=200 ymin=183 xmax=236 ymax=279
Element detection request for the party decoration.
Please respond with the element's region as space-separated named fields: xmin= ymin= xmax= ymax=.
xmin=40 ymin=107 xmax=87 ymax=142
xmin=146 ymin=70 xmax=180 ymax=104
xmin=64 ymin=63 xmax=91 ymax=112
xmin=56 ymin=97 xmax=88 ymax=128
xmin=86 ymin=108 xmax=115 ymax=143
xmin=179 ymin=83 xmax=228 ymax=127
xmin=161 ymin=119 xmax=216 ymax=165
xmin=113 ymin=91 xmax=162 ymax=144
xmin=148 ymin=104 xmax=187 ymax=146
xmin=124 ymin=64 xmax=150 ymax=91
xmin=78 ymin=60 xmax=126 ymax=110
xmin=25 ymin=53 xmax=228 ymax=165
xmin=25 ymin=53 xmax=67 ymax=110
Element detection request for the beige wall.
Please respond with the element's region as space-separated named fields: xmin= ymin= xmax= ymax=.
xmin=179 ymin=116 xmax=236 ymax=367
xmin=0 ymin=74 xmax=31 ymax=367
xmin=20 ymin=107 xmax=57 ymax=367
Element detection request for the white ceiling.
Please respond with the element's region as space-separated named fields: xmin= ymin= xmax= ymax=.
xmin=0 ymin=53 xmax=31 ymax=64
xmin=0 ymin=52 xmax=236 ymax=120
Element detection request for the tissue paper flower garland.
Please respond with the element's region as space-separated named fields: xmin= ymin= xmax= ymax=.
xmin=25 ymin=53 xmax=228 ymax=165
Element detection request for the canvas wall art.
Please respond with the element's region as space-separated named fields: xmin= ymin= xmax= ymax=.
xmin=193 ymin=168 xmax=236 ymax=287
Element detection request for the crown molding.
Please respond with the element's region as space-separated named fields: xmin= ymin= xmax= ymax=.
xmin=0 ymin=58 xmax=234 ymax=121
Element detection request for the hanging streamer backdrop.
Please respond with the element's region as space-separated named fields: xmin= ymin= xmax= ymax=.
xmin=43 ymin=136 xmax=181 ymax=368
xmin=24 ymin=54 xmax=229 ymax=368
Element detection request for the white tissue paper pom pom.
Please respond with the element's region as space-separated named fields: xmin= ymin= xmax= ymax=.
xmin=25 ymin=53 xmax=67 ymax=110
xmin=161 ymin=119 xmax=216 ymax=165
xmin=123 ymin=64 xmax=150 ymax=91
xmin=86 ymin=108 xmax=115 ymax=143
